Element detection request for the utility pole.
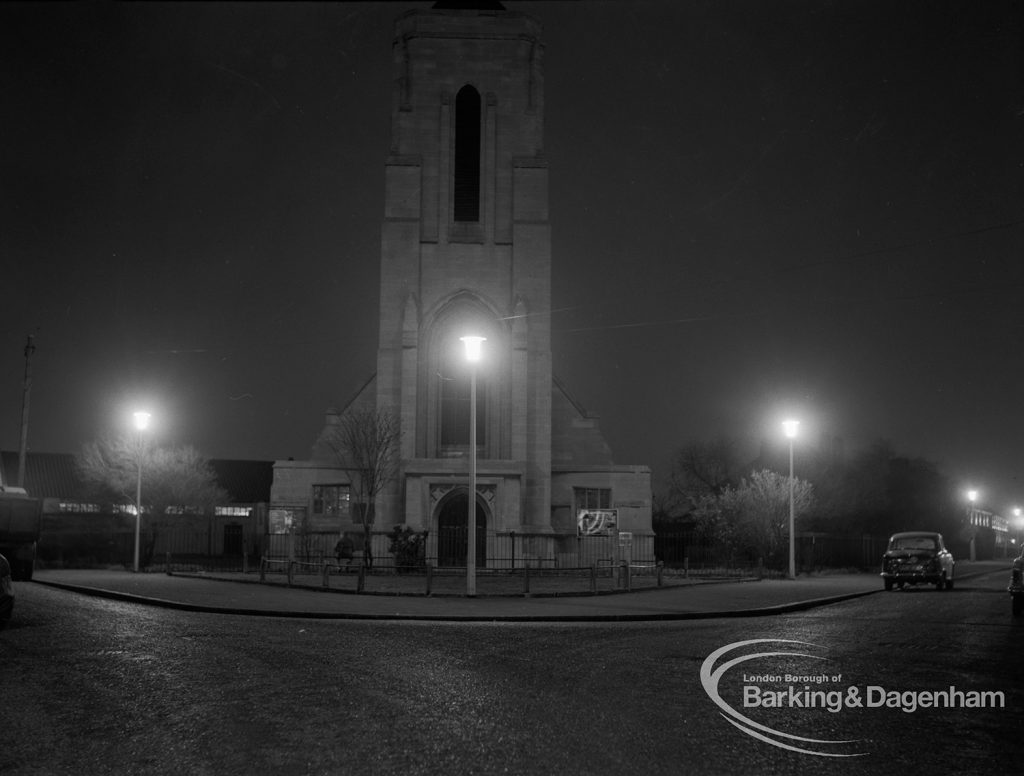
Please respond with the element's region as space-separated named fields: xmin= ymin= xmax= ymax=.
xmin=17 ymin=334 xmax=35 ymax=488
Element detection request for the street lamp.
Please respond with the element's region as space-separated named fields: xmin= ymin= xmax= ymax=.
xmin=966 ymin=489 xmax=978 ymax=562
xmin=1014 ymin=508 xmax=1022 ymax=552
xmin=132 ymin=411 xmax=151 ymax=573
xmin=460 ymin=335 xmax=485 ymax=597
xmin=782 ymin=419 xmax=800 ymax=580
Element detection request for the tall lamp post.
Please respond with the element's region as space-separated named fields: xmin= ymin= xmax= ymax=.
xmin=966 ymin=489 xmax=978 ymax=562
xmin=782 ymin=419 xmax=800 ymax=580
xmin=1013 ymin=507 xmax=1022 ymax=555
xmin=132 ymin=411 xmax=151 ymax=573
xmin=460 ymin=336 xmax=485 ymax=597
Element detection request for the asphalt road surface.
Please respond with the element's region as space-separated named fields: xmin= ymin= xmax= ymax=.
xmin=2 ymin=570 xmax=1021 ymax=776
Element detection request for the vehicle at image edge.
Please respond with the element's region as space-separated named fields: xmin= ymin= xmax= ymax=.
xmin=880 ymin=531 xmax=955 ymax=591
xmin=0 ymin=485 xmax=42 ymax=581
xmin=1009 ymin=549 xmax=1024 ymax=616
xmin=0 ymin=552 xmax=13 ymax=629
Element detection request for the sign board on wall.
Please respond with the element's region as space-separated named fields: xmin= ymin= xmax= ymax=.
xmin=577 ymin=509 xmax=618 ymax=537
xmin=268 ymin=508 xmax=295 ymax=534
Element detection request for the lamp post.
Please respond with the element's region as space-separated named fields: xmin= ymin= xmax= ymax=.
xmin=132 ymin=411 xmax=151 ymax=573
xmin=782 ymin=419 xmax=800 ymax=580
xmin=1014 ymin=507 xmax=1022 ymax=554
xmin=967 ymin=489 xmax=978 ymax=562
xmin=460 ymin=336 xmax=485 ymax=597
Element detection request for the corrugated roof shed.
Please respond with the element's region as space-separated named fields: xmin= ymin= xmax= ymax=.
xmin=1 ymin=451 xmax=84 ymax=499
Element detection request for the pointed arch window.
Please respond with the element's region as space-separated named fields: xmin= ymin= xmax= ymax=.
xmin=453 ymin=85 xmax=481 ymax=222
xmin=440 ymin=359 xmax=486 ymax=450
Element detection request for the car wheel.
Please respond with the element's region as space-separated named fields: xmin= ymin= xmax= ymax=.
xmin=945 ymin=575 xmax=954 ymax=591
xmin=884 ymin=578 xmax=893 ymax=591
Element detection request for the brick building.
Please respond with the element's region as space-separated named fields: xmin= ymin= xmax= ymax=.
xmin=271 ymin=3 xmax=652 ymax=567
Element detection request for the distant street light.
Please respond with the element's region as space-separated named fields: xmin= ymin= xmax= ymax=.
xmin=460 ymin=336 xmax=485 ymax=597
xmin=966 ymin=489 xmax=979 ymax=562
xmin=132 ymin=411 xmax=151 ymax=573
xmin=782 ymin=419 xmax=800 ymax=580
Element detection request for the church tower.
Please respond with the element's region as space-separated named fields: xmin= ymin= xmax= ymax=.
xmin=376 ymin=4 xmax=553 ymax=547
xmin=272 ymin=3 xmax=651 ymax=569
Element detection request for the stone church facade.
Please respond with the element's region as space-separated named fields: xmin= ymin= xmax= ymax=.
xmin=271 ymin=4 xmax=652 ymax=567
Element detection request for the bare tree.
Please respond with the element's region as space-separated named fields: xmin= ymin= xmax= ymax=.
xmin=667 ymin=436 xmax=742 ymax=512
xmin=323 ymin=407 xmax=402 ymax=568
xmin=76 ymin=436 xmax=228 ymax=568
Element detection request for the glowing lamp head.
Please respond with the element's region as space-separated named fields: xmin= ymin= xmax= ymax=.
xmin=967 ymin=489 xmax=978 ymax=503
xmin=460 ymin=335 xmax=486 ymax=363
xmin=782 ymin=419 xmax=800 ymax=439
xmin=133 ymin=411 xmax=152 ymax=431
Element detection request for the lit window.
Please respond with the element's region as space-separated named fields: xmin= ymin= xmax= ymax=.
xmin=312 ymin=485 xmax=350 ymax=517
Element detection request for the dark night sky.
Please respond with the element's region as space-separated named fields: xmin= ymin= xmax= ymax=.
xmin=2 ymin=2 xmax=1022 ymax=511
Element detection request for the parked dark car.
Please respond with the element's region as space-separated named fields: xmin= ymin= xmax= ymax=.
xmin=0 ymin=552 xmax=13 ymax=628
xmin=881 ymin=531 xmax=955 ymax=591
xmin=1009 ymin=550 xmax=1023 ymax=616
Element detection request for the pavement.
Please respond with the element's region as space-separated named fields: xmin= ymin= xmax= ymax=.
xmin=28 ymin=560 xmax=1012 ymax=623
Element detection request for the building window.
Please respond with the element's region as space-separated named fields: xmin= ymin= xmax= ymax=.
xmin=439 ymin=341 xmax=486 ymax=452
xmin=453 ymin=85 xmax=481 ymax=222
xmin=215 ymin=506 xmax=251 ymax=517
xmin=312 ymin=485 xmax=350 ymax=517
xmin=574 ymin=487 xmax=611 ymax=512
xmin=59 ymin=502 xmax=100 ymax=513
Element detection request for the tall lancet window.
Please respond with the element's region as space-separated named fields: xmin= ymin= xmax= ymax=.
xmin=440 ymin=345 xmax=486 ymax=452
xmin=453 ymin=85 xmax=481 ymax=222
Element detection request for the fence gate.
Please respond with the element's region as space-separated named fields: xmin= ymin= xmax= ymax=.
xmin=223 ymin=524 xmax=243 ymax=556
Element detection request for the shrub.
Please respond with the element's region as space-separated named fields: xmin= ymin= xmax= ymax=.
xmin=388 ymin=525 xmax=428 ymax=573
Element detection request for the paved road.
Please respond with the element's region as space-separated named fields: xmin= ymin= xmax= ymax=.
xmin=2 ymin=565 xmax=1021 ymax=776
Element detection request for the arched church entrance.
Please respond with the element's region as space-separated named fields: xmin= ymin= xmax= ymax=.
xmin=436 ymin=490 xmax=487 ymax=568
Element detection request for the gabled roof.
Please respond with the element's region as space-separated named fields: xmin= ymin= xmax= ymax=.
xmin=1 ymin=451 xmax=273 ymax=504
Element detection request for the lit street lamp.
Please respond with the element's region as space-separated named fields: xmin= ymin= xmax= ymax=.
xmin=782 ymin=419 xmax=800 ymax=580
xmin=132 ymin=411 xmax=151 ymax=573
xmin=460 ymin=336 xmax=485 ymax=597
xmin=1014 ymin=508 xmax=1022 ymax=553
xmin=966 ymin=489 xmax=978 ymax=562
